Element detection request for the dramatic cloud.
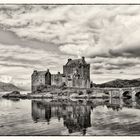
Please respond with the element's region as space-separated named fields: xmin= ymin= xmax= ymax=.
xmin=0 ymin=5 xmax=140 ymax=87
xmin=0 ymin=43 xmax=72 ymax=89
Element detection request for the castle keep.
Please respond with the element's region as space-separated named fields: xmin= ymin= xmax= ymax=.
xmin=31 ymin=57 xmax=90 ymax=92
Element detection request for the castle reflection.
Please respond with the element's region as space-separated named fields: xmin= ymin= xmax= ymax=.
xmin=32 ymin=99 xmax=92 ymax=135
xmin=106 ymin=98 xmax=122 ymax=111
xmin=31 ymin=98 xmax=140 ymax=135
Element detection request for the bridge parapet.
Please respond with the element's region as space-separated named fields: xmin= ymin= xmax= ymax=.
xmin=132 ymin=87 xmax=140 ymax=91
xmin=93 ymin=87 xmax=140 ymax=99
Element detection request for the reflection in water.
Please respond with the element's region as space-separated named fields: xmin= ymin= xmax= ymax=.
xmin=31 ymin=98 xmax=140 ymax=135
xmin=32 ymin=100 xmax=51 ymax=124
xmin=106 ymin=98 xmax=122 ymax=111
xmin=8 ymin=98 xmax=20 ymax=102
xmin=32 ymin=99 xmax=92 ymax=135
xmin=134 ymin=98 xmax=140 ymax=109
xmin=123 ymin=98 xmax=133 ymax=108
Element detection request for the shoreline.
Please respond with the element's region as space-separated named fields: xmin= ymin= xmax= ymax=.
xmin=1 ymin=90 xmax=110 ymax=100
xmin=2 ymin=87 xmax=135 ymax=100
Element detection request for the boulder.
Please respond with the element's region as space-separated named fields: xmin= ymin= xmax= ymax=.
xmin=2 ymin=91 xmax=21 ymax=98
xmin=11 ymin=91 xmax=20 ymax=95
xmin=20 ymin=94 xmax=28 ymax=99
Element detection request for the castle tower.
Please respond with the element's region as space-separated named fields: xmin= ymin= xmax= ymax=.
xmin=63 ymin=56 xmax=90 ymax=88
xmin=31 ymin=69 xmax=51 ymax=93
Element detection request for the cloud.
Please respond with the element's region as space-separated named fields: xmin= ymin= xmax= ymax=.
xmin=110 ymin=28 xmax=140 ymax=57
xmin=1 ymin=5 xmax=140 ymax=59
xmin=0 ymin=43 xmax=72 ymax=89
xmin=91 ymin=57 xmax=140 ymax=70
xmin=0 ymin=5 xmax=140 ymax=85
xmin=0 ymin=75 xmax=12 ymax=83
xmin=58 ymin=6 xmax=140 ymax=60
xmin=59 ymin=44 xmax=90 ymax=57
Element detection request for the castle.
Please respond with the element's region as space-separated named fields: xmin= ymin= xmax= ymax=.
xmin=31 ymin=56 xmax=90 ymax=92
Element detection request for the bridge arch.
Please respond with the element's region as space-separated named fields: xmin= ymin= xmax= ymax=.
xmin=131 ymin=88 xmax=140 ymax=100
xmin=120 ymin=89 xmax=132 ymax=99
xmin=135 ymin=91 xmax=140 ymax=98
xmin=123 ymin=91 xmax=130 ymax=97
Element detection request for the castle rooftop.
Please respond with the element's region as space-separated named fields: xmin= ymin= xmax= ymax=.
xmin=32 ymin=70 xmax=50 ymax=76
xmin=65 ymin=57 xmax=87 ymax=66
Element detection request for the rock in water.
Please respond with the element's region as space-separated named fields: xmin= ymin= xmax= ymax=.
xmin=2 ymin=91 xmax=21 ymax=98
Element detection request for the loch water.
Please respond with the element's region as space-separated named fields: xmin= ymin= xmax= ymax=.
xmin=1 ymin=92 xmax=140 ymax=136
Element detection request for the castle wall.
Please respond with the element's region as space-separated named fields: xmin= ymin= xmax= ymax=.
xmin=32 ymin=74 xmax=46 ymax=92
xmin=31 ymin=71 xmax=51 ymax=93
xmin=83 ymin=64 xmax=90 ymax=80
xmin=64 ymin=64 xmax=90 ymax=78
xmin=63 ymin=63 xmax=90 ymax=88
xmin=67 ymin=78 xmax=73 ymax=87
xmin=31 ymin=57 xmax=91 ymax=92
xmin=63 ymin=65 xmax=75 ymax=76
xmin=51 ymin=74 xmax=63 ymax=86
xmin=76 ymin=64 xmax=90 ymax=80
xmin=45 ymin=73 xmax=51 ymax=85
xmin=72 ymin=78 xmax=90 ymax=88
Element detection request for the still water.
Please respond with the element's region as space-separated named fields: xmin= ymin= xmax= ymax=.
xmin=1 ymin=93 xmax=140 ymax=135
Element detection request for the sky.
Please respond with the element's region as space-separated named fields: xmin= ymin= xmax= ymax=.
xmin=0 ymin=5 xmax=140 ymax=89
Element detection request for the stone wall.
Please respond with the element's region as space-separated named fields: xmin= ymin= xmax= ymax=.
xmin=63 ymin=58 xmax=90 ymax=88
xmin=45 ymin=72 xmax=51 ymax=85
xmin=63 ymin=66 xmax=90 ymax=88
xmin=51 ymin=73 xmax=63 ymax=86
xmin=31 ymin=70 xmax=51 ymax=93
xmin=31 ymin=57 xmax=91 ymax=93
xmin=72 ymin=78 xmax=90 ymax=88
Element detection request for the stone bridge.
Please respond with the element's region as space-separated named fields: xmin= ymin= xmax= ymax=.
xmin=94 ymin=87 xmax=140 ymax=100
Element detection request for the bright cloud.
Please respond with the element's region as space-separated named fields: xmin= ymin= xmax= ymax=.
xmin=0 ymin=43 xmax=71 ymax=89
xmin=0 ymin=5 xmax=140 ymax=87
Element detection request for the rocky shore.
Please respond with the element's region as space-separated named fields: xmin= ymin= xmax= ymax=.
xmin=2 ymin=91 xmax=28 ymax=99
xmin=2 ymin=89 xmax=110 ymax=100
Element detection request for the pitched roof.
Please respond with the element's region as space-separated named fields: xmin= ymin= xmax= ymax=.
xmin=33 ymin=70 xmax=50 ymax=76
xmin=51 ymin=73 xmax=63 ymax=76
xmin=65 ymin=58 xmax=87 ymax=66
xmin=37 ymin=71 xmax=48 ymax=76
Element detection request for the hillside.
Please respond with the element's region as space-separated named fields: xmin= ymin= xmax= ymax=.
xmin=0 ymin=82 xmax=23 ymax=92
xmin=95 ymin=79 xmax=140 ymax=88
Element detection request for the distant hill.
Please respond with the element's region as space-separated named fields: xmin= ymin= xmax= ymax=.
xmin=0 ymin=82 xmax=23 ymax=92
xmin=94 ymin=79 xmax=140 ymax=88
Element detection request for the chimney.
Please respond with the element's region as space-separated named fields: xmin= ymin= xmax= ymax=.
xmin=82 ymin=56 xmax=85 ymax=61
xmin=33 ymin=70 xmax=37 ymax=75
xmin=68 ymin=58 xmax=72 ymax=62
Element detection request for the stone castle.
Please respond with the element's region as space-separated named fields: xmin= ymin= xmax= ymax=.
xmin=31 ymin=56 xmax=90 ymax=92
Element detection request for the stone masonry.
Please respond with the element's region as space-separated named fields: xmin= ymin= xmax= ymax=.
xmin=31 ymin=56 xmax=90 ymax=93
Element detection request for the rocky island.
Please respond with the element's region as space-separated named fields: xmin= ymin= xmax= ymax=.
xmin=3 ymin=57 xmax=140 ymax=100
